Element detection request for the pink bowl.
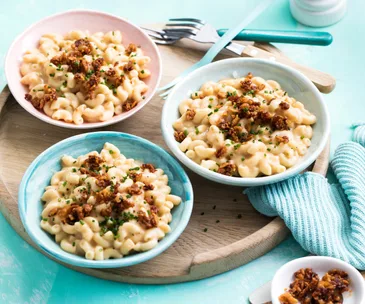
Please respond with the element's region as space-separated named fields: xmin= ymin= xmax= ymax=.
xmin=5 ymin=10 xmax=162 ymax=129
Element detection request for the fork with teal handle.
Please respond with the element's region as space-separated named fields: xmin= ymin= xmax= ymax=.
xmin=154 ymin=6 xmax=336 ymax=97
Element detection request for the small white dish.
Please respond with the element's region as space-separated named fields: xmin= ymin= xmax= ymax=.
xmin=290 ymin=0 xmax=347 ymax=27
xmin=161 ymin=58 xmax=330 ymax=187
xmin=271 ymin=256 xmax=365 ymax=304
xmin=5 ymin=9 xmax=162 ymax=129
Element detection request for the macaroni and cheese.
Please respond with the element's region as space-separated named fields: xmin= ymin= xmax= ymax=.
xmin=20 ymin=30 xmax=151 ymax=124
xmin=40 ymin=143 xmax=181 ymax=260
xmin=173 ymin=72 xmax=316 ymax=178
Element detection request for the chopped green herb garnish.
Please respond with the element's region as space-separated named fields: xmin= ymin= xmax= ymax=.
xmin=129 ymin=167 xmax=140 ymax=171
xmin=195 ymin=127 xmax=199 ymax=135
xmin=49 ymin=73 xmax=55 ymax=77
xmin=79 ymin=220 xmax=84 ymax=225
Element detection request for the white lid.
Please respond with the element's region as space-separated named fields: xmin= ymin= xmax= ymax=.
xmin=290 ymin=0 xmax=347 ymax=27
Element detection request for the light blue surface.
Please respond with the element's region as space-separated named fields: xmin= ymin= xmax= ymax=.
xmin=162 ymin=57 xmax=329 ymax=186
xmin=246 ymin=124 xmax=365 ymax=269
xmin=18 ymin=131 xmax=193 ymax=268
xmin=0 ymin=0 xmax=363 ymax=303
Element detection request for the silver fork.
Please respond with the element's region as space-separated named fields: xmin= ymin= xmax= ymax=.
xmin=143 ymin=19 xmax=245 ymax=56
xmin=147 ymin=8 xmax=272 ymax=98
xmin=164 ymin=18 xmax=245 ymax=55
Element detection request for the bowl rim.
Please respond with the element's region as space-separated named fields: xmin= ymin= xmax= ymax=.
xmin=5 ymin=9 xmax=162 ymax=130
xmin=161 ymin=57 xmax=330 ymax=187
xmin=271 ymin=256 xmax=365 ymax=303
xmin=18 ymin=131 xmax=194 ymax=268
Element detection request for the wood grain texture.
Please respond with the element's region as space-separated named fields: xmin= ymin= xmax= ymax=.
xmin=241 ymin=45 xmax=336 ymax=94
xmin=0 ymin=43 xmax=331 ymax=284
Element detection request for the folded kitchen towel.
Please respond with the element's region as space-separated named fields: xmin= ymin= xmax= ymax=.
xmin=245 ymin=123 xmax=365 ymax=269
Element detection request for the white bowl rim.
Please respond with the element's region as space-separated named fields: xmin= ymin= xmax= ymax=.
xmin=5 ymin=9 xmax=162 ymax=130
xmin=271 ymin=256 xmax=365 ymax=304
xmin=161 ymin=57 xmax=330 ymax=187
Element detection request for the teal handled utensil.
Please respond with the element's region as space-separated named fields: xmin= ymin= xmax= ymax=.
xmin=217 ymin=29 xmax=333 ymax=45
xmin=158 ymin=0 xmax=274 ymax=98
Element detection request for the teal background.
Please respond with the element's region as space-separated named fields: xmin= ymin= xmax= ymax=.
xmin=0 ymin=0 xmax=362 ymax=303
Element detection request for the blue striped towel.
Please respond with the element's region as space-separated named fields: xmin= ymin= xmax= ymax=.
xmin=245 ymin=123 xmax=365 ymax=269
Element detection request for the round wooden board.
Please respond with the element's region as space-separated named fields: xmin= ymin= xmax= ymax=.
xmin=0 ymin=41 xmax=331 ymax=284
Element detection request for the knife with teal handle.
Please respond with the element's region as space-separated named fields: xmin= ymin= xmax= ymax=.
xmin=217 ymin=29 xmax=333 ymax=46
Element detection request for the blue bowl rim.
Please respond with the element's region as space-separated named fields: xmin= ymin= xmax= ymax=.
xmin=18 ymin=131 xmax=194 ymax=268
xmin=161 ymin=57 xmax=330 ymax=187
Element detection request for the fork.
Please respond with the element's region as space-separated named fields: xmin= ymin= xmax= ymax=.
xmin=145 ymin=20 xmax=336 ymax=95
xmin=154 ymin=0 xmax=273 ymax=98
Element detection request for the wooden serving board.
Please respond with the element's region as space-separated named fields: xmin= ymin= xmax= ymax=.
xmin=0 ymin=42 xmax=330 ymax=284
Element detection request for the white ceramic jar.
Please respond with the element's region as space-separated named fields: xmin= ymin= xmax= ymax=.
xmin=290 ymin=0 xmax=347 ymax=27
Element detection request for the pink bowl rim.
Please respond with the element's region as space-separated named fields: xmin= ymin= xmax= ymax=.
xmin=5 ymin=9 xmax=162 ymax=130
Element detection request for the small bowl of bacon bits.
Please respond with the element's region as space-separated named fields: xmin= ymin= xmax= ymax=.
xmin=5 ymin=10 xmax=161 ymax=129
xmin=271 ymin=256 xmax=365 ymax=304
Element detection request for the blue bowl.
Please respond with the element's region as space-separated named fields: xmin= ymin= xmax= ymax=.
xmin=18 ymin=132 xmax=193 ymax=268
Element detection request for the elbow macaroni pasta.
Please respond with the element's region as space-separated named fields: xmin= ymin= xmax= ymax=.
xmin=20 ymin=30 xmax=151 ymax=125
xmin=173 ymin=73 xmax=316 ymax=178
xmin=40 ymin=143 xmax=182 ymax=260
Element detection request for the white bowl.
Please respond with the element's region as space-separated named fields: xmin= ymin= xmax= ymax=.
xmin=271 ymin=256 xmax=365 ymax=304
xmin=5 ymin=9 xmax=162 ymax=129
xmin=161 ymin=58 xmax=330 ymax=187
